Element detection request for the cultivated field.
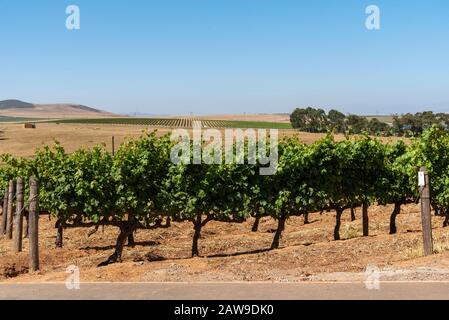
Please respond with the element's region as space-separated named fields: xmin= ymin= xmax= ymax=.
xmin=0 ymin=123 xmax=172 ymax=157
xmin=46 ymin=118 xmax=293 ymax=129
xmin=0 ymin=123 xmax=405 ymax=158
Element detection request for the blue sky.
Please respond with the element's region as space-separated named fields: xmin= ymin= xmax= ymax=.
xmin=1 ymin=0 xmax=449 ymax=115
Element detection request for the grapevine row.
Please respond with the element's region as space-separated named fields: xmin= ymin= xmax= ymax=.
xmin=50 ymin=118 xmax=293 ymax=129
xmin=1 ymin=126 xmax=448 ymax=265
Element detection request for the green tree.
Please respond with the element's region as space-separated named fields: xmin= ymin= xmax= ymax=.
xmin=346 ymin=115 xmax=369 ymax=134
xmin=290 ymin=107 xmax=328 ymax=132
xmin=328 ymin=109 xmax=346 ymax=132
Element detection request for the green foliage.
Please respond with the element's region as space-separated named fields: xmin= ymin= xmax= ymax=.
xmin=379 ymin=141 xmax=416 ymax=205
xmin=113 ymin=132 xmax=173 ymax=224
xmin=162 ymin=142 xmax=255 ymax=223
xmin=393 ymin=112 xmax=449 ymax=137
xmin=290 ymin=107 xmax=393 ymax=136
xmin=409 ymin=126 xmax=449 ymax=210
xmin=33 ymin=142 xmax=115 ymax=222
xmin=290 ymin=107 xmax=328 ymax=133
xmin=2 ymin=126 xmax=449 ymax=257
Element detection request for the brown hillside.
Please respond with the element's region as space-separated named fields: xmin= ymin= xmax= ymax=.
xmin=0 ymin=100 xmax=115 ymax=118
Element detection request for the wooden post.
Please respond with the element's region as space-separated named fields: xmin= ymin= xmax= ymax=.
xmin=6 ymin=180 xmax=16 ymax=240
xmin=24 ymin=213 xmax=29 ymax=239
xmin=0 ymin=187 xmax=8 ymax=235
xmin=29 ymin=177 xmax=39 ymax=272
xmin=362 ymin=202 xmax=369 ymax=236
xmin=419 ymin=167 xmax=433 ymax=256
xmin=112 ymin=136 xmax=115 ymax=156
xmin=13 ymin=177 xmax=24 ymax=252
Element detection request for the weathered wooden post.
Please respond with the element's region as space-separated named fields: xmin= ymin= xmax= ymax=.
xmin=419 ymin=167 xmax=433 ymax=256
xmin=362 ymin=202 xmax=369 ymax=236
xmin=13 ymin=177 xmax=25 ymax=252
xmin=0 ymin=187 xmax=8 ymax=235
xmin=6 ymin=180 xmax=16 ymax=239
xmin=24 ymin=213 xmax=29 ymax=239
xmin=29 ymin=177 xmax=39 ymax=272
xmin=112 ymin=136 xmax=115 ymax=156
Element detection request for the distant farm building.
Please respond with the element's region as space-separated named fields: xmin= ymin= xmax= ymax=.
xmin=24 ymin=123 xmax=36 ymax=129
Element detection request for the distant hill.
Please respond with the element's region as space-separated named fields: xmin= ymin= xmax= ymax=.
xmin=0 ymin=99 xmax=34 ymax=109
xmin=0 ymin=99 xmax=114 ymax=118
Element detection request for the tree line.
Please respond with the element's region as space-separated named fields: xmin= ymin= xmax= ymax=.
xmin=290 ymin=107 xmax=449 ymax=137
xmin=1 ymin=126 xmax=449 ymax=265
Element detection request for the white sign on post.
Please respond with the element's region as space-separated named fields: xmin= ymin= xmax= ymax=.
xmin=418 ymin=172 xmax=426 ymax=187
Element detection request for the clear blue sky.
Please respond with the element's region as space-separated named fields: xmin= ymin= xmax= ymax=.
xmin=1 ymin=0 xmax=449 ymax=115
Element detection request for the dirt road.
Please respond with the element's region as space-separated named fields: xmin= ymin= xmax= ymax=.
xmin=1 ymin=282 xmax=449 ymax=300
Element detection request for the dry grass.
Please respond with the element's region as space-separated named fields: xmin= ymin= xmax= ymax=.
xmin=404 ymin=235 xmax=449 ymax=258
xmin=342 ymin=224 xmax=359 ymax=240
xmin=0 ymin=123 xmax=175 ymax=157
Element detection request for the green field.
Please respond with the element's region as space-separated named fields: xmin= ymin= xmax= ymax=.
xmin=48 ymin=118 xmax=293 ymax=129
xmin=0 ymin=116 xmax=39 ymax=123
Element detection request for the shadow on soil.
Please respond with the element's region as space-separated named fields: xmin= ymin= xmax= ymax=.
xmin=81 ymin=240 xmax=160 ymax=251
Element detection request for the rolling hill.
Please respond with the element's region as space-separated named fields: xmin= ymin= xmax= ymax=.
xmin=0 ymin=99 xmax=115 ymax=118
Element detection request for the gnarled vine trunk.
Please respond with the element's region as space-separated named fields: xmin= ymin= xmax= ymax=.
xmin=443 ymin=209 xmax=449 ymax=228
xmin=99 ymin=223 xmax=135 ymax=266
xmin=334 ymin=208 xmax=343 ymax=241
xmin=55 ymin=219 xmax=63 ymax=248
xmin=252 ymin=216 xmax=261 ymax=232
xmin=303 ymin=213 xmax=309 ymax=225
xmin=127 ymin=215 xmax=136 ymax=246
xmin=350 ymin=206 xmax=356 ymax=221
xmin=192 ymin=214 xmax=203 ymax=257
xmin=389 ymin=202 xmax=402 ymax=234
xmin=434 ymin=206 xmax=441 ymax=216
xmin=165 ymin=215 xmax=171 ymax=227
xmin=128 ymin=232 xmax=135 ymax=247
xmin=271 ymin=215 xmax=286 ymax=249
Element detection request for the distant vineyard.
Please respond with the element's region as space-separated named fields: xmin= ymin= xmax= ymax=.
xmin=0 ymin=116 xmax=39 ymax=123
xmin=48 ymin=118 xmax=293 ymax=129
